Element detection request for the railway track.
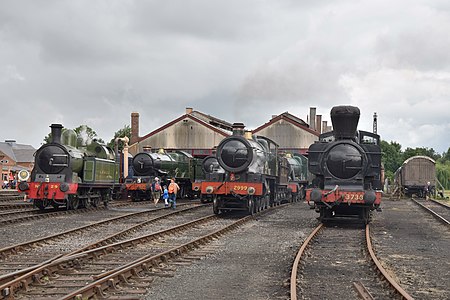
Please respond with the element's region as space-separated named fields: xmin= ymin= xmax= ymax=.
xmin=0 ymin=199 xmax=173 ymax=226
xmin=0 ymin=203 xmax=33 ymax=211
xmin=0 ymin=203 xmax=207 ymax=277
xmin=0 ymin=191 xmax=22 ymax=200
xmin=369 ymin=199 xmax=450 ymax=299
xmin=290 ymin=222 xmax=413 ymax=300
xmin=411 ymin=197 xmax=450 ymax=226
xmin=0 ymin=206 xmax=268 ymax=299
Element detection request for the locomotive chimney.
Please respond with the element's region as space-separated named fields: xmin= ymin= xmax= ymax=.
xmin=50 ymin=124 xmax=63 ymax=144
xmin=330 ymin=105 xmax=360 ymax=140
xmin=232 ymin=123 xmax=245 ymax=136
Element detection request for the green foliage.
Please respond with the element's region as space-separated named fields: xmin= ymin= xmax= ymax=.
xmin=43 ymin=132 xmax=51 ymax=144
xmin=73 ymin=125 xmax=104 ymax=144
xmin=436 ymin=161 xmax=450 ymax=189
xmin=42 ymin=125 xmax=104 ymax=145
xmin=380 ymin=140 xmax=403 ymax=181
xmin=402 ymin=147 xmax=440 ymax=161
xmin=107 ymin=125 xmax=131 ymax=151
xmin=438 ymin=147 xmax=450 ymax=164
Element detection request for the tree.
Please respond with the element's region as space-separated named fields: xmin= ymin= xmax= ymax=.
xmin=403 ymin=147 xmax=440 ymax=162
xmin=380 ymin=140 xmax=403 ymax=180
xmin=73 ymin=125 xmax=104 ymax=145
xmin=436 ymin=161 xmax=450 ymax=190
xmin=108 ymin=125 xmax=131 ymax=151
xmin=438 ymin=147 xmax=450 ymax=164
xmin=42 ymin=125 xmax=104 ymax=145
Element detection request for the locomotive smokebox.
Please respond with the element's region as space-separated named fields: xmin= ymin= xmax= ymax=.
xmin=50 ymin=124 xmax=63 ymax=144
xmin=331 ymin=106 xmax=360 ymax=140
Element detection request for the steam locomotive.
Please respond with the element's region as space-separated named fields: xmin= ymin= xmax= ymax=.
xmin=18 ymin=124 xmax=121 ymax=210
xmin=124 ymin=149 xmax=204 ymax=201
xmin=200 ymin=123 xmax=302 ymax=215
xmin=306 ymin=106 xmax=382 ymax=223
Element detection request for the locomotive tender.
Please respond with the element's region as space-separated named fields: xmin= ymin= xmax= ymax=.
xmin=200 ymin=123 xmax=301 ymax=215
xmin=306 ymin=106 xmax=382 ymax=223
xmin=18 ymin=124 xmax=120 ymax=210
xmin=124 ymin=149 xmax=204 ymax=200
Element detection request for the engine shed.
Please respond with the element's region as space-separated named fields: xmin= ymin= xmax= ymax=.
xmin=128 ymin=107 xmax=329 ymax=158
xmin=128 ymin=108 xmax=233 ymax=158
xmin=252 ymin=109 xmax=325 ymax=155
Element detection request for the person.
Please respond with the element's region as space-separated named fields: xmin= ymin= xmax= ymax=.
xmin=152 ymin=177 xmax=162 ymax=206
xmin=425 ymin=181 xmax=432 ymax=200
xmin=162 ymin=185 xmax=169 ymax=207
xmin=168 ymin=178 xmax=180 ymax=209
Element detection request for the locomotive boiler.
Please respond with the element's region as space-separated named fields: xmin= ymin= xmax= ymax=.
xmin=18 ymin=124 xmax=120 ymax=210
xmin=306 ymin=106 xmax=382 ymax=223
xmin=201 ymin=123 xmax=297 ymax=215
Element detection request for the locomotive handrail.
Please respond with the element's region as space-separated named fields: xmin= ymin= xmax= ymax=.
xmin=324 ymin=185 xmax=339 ymax=196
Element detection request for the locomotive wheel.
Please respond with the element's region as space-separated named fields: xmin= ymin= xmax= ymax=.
xmin=70 ymin=197 xmax=80 ymax=210
xmin=35 ymin=200 xmax=47 ymax=211
xmin=319 ymin=208 xmax=332 ymax=223
xmin=79 ymin=198 xmax=87 ymax=209
xmin=360 ymin=208 xmax=372 ymax=224
xmin=213 ymin=197 xmax=220 ymax=215
xmin=91 ymin=197 xmax=100 ymax=207
xmin=248 ymin=197 xmax=255 ymax=215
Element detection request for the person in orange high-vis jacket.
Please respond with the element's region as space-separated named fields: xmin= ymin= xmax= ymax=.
xmin=168 ymin=178 xmax=180 ymax=209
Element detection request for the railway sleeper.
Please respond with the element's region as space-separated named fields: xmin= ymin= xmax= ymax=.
xmin=116 ymin=287 xmax=148 ymax=295
xmin=148 ymin=270 xmax=175 ymax=278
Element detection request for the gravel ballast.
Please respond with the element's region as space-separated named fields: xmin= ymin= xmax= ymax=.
xmin=144 ymin=202 xmax=318 ymax=300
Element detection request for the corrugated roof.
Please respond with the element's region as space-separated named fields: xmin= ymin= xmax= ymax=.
xmin=136 ymin=113 xmax=232 ymax=143
xmin=189 ymin=110 xmax=233 ymax=131
xmin=252 ymin=112 xmax=319 ymax=136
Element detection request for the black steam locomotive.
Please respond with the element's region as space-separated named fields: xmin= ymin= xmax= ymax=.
xmin=306 ymin=106 xmax=382 ymax=223
xmin=200 ymin=123 xmax=301 ymax=215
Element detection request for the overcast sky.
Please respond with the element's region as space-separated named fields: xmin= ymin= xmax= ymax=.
xmin=1 ymin=0 xmax=449 ymax=153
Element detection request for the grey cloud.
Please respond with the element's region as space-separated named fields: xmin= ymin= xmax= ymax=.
xmin=0 ymin=0 xmax=449 ymax=154
xmin=130 ymin=0 xmax=266 ymax=40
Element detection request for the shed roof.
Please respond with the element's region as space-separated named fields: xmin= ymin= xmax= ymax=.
xmin=189 ymin=110 xmax=233 ymax=131
xmin=252 ymin=112 xmax=320 ymax=136
xmin=137 ymin=113 xmax=232 ymax=143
